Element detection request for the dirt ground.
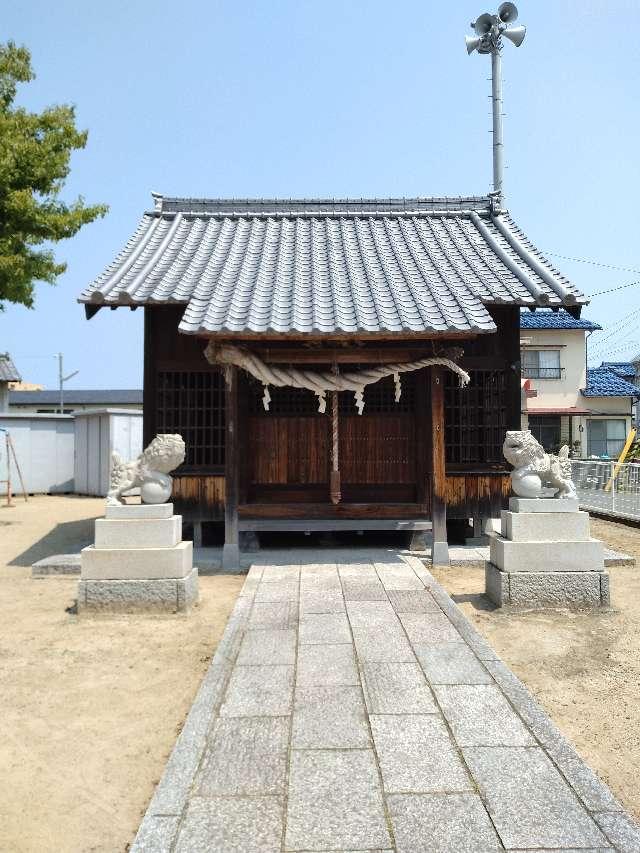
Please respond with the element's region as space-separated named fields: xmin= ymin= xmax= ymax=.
xmin=432 ymin=515 xmax=640 ymax=822
xmin=0 ymin=495 xmax=244 ymax=853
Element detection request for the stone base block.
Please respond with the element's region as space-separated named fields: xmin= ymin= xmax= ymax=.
xmin=508 ymin=497 xmax=579 ymax=513
xmin=78 ymin=567 xmax=199 ymax=613
xmin=485 ymin=562 xmax=610 ymax=608
xmin=105 ymin=503 xmax=174 ymax=520
xmin=32 ymin=553 xmax=81 ymax=577
xmin=501 ymin=510 xmax=590 ymax=542
xmin=490 ymin=535 xmax=604 ymax=572
xmin=94 ymin=515 xmax=182 ymax=549
xmin=81 ymin=540 xmax=192 ymax=580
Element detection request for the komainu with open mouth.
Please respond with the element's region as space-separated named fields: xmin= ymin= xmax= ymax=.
xmin=503 ymin=430 xmax=576 ymax=499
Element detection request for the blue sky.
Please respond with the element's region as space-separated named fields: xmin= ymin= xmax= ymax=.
xmin=3 ymin=1 xmax=640 ymax=389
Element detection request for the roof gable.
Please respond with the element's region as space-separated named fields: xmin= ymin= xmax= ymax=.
xmin=599 ymin=361 xmax=635 ymax=378
xmin=79 ymin=194 xmax=588 ymax=337
xmin=582 ymin=368 xmax=639 ymax=397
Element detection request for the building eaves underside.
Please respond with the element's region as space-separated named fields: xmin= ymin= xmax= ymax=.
xmin=79 ymin=195 xmax=588 ymax=337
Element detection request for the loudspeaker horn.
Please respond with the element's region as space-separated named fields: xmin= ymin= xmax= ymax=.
xmin=465 ymin=35 xmax=483 ymax=54
xmin=503 ymin=24 xmax=526 ymax=46
xmin=498 ymin=2 xmax=518 ymax=23
xmin=473 ymin=13 xmax=494 ymax=36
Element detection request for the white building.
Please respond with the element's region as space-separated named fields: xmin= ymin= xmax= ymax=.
xmin=520 ymin=311 xmax=638 ymax=459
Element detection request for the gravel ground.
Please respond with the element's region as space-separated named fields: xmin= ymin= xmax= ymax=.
xmin=0 ymin=495 xmax=243 ymax=853
xmin=431 ymin=515 xmax=640 ymax=822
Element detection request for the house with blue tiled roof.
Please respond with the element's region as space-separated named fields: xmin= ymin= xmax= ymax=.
xmin=520 ymin=310 xmax=638 ymax=458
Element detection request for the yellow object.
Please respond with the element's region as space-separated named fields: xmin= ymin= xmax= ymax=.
xmin=605 ymin=428 xmax=637 ymax=492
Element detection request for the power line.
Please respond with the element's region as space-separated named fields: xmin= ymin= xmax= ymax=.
xmin=588 ymin=279 xmax=640 ymax=298
xmin=544 ymin=251 xmax=640 ymax=275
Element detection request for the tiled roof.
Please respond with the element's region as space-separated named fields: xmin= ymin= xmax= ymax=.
xmin=0 ymin=353 xmax=21 ymax=382
xmin=599 ymin=361 xmax=635 ymax=378
xmin=79 ymin=194 xmax=588 ymax=337
xmin=9 ymin=389 xmax=142 ymax=405
xmin=582 ymin=368 xmax=639 ymax=397
xmin=520 ymin=310 xmax=601 ymax=331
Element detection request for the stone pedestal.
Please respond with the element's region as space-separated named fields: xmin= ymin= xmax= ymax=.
xmin=78 ymin=504 xmax=199 ymax=613
xmin=485 ymin=498 xmax=609 ymax=608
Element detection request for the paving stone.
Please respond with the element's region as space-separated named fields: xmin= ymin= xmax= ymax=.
xmin=299 ymin=612 xmax=351 ymax=645
xmin=338 ymin=562 xmax=378 ymax=577
xmin=299 ymin=566 xmax=341 ymax=591
xmin=219 ymin=665 xmax=294 ymax=716
xmin=296 ymin=643 xmax=359 ymax=686
xmin=352 ymin=625 xmax=416 ymax=663
xmin=375 ymin=563 xmax=424 ymax=590
xmin=300 ymin=590 xmax=345 ymax=614
xmin=196 ymin=717 xmax=288 ymax=796
xmin=175 ymin=795 xmax=283 ymax=853
xmin=594 ymin=811 xmax=640 ymax=851
xmin=546 ymin=745 xmax=622 ymax=812
xmin=463 ymin=746 xmax=608 ymax=849
xmin=386 ymin=589 xmax=441 ymax=613
xmin=341 ymin=575 xmax=389 ymax=600
xmin=292 ymin=685 xmax=370 ymax=748
xmin=254 ymin=581 xmax=299 ymax=602
xmin=236 ymin=628 xmax=297 ymax=665
xmin=414 ymin=643 xmax=493 ymax=685
xmin=130 ymin=815 xmax=179 ymax=852
xmin=261 ymin=565 xmax=300 ymax=581
xmin=435 ymin=684 xmax=535 ymax=746
xmin=370 ymin=714 xmax=472 ymax=793
xmin=247 ymin=601 xmax=297 ymax=629
xmin=362 ymin=661 xmax=438 ymax=714
xmin=284 ymin=749 xmax=391 ymax=850
xmin=399 ymin=611 xmax=464 ymax=645
xmin=388 ymin=793 xmax=502 ymax=852
xmin=346 ymin=600 xmax=399 ymax=628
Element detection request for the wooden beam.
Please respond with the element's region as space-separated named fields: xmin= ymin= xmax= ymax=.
xmin=430 ymin=367 xmax=449 ymax=565
xmin=222 ymin=364 xmax=240 ymax=569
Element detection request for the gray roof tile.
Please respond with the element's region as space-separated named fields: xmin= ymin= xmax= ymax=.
xmin=79 ymin=195 xmax=588 ymax=336
xmin=0 ymin=354 xmax=20 ymax=383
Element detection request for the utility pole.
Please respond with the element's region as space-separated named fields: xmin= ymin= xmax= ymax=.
xmin=55 ymin=352 xmax=79 ymax=414
xmin=465 ymin=3 xmax=526 ymax=200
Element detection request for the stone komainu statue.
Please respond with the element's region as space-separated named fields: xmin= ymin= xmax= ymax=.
xmin=503 ymin=430 xmax=577 ymax=499
xmin=107 ymin=434 xmax=186 ymax=505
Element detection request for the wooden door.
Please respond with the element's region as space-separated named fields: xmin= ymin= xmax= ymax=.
xmin=339 ymin=375 xmax=418 ymax=503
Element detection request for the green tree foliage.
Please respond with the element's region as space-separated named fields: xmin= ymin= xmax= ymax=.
xmin=0 ymin=41 xmax=107 ymax=309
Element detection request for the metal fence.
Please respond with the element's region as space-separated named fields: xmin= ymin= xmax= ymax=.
xmin=571 ymin=459 xmax=640 ymax=522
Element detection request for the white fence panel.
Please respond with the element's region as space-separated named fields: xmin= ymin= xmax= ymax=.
xmin=0 ymin=414 xmax=75 ymax=494
xmin=73 ymin=409 xmax=143 ymax=496
xmin=571 ymin=459 xmax=640 ymax=521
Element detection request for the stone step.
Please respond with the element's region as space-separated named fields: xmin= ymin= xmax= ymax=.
xmin=80 ymin=540 xmax=193 ymax=580
xmin=489 ymin=535 xmax=604 ymax=573
xmin=94 ymin=515 xmax=182 ymax=549
xmin=501 ymin=510 xmax=590 ymax=543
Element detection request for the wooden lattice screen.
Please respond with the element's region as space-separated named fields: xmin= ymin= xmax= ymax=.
xmin=156 ymin=370 xmax=225 ymax=470
xmin=444 ymin=370 xmax=507 ymax=465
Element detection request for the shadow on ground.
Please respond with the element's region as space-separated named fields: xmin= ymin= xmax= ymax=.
xmin=450 ymin=591 xmax=497 ymax=612
xmin=8 ymin=517 xmax=96 ymax=567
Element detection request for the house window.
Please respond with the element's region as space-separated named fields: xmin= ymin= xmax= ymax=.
xmin=528 ymin=415 xmax=561 ymax=453
xmin=587 ymin=419 xmax=627 ymax=458
xmin=521 ymin=350 xmax=562 ymax=379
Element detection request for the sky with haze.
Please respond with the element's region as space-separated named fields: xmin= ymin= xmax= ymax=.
xmin=3 ymin=0 xmax=640 ymax=389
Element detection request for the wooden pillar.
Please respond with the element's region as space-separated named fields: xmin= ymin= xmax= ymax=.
xmin=222 ymin=365 xmax=240 ymax=570
xmin=430 ymin=367 xmax=449 ymax=565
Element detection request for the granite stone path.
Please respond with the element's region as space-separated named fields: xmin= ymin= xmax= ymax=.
xmin=132 ymin=549 xmax=640 ymax=853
